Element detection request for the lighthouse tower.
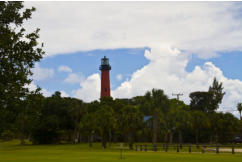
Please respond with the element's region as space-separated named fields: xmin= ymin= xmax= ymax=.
xmin=99 ymin=56 xmax=111 ymax=98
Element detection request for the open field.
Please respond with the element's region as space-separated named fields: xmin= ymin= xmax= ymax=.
xmin=0 ymin=140 xmax=242 ymax=162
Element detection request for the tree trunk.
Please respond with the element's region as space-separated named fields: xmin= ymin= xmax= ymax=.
xmin=88 ymin=135 xmax=92 ymax=147
xmin=68 ymin=132 xmax=72 ymax=141
xmin=89 ymin=132 xmax=93 ymax=147
xmin=77 ymin=131 xmax=81 ymax=143
xmin=20 ymin=114 xmax=25 ymax=146
xmin=128 ymin=132 xmax=133 ymax=149
xmin=78 ymin=133 xmax=82 ymax=143
xmin=20 ymin=133 xmax=25 ymax=145
xmin=169 ymin=131 xmax=173 ymax=144
xmin=102 ymin=138 xmax=106 ymax=148
xmin=215 ymin=132 xmax=218 ymax=144
xmin=209 ymin=135 xmax=213 ymax=144
xmin=102 ymin=131 xmax=107 ymax=148
xmin=178 ymin=130 xmax=182 ymax=146
xmin=72 ymin=120 xmax=78 ymax=144
xmin=109 ymin=129 xmax=112 ymax=146
xmin=152 ymin=112 xmax=158 ymax=145
xmin=164 ymin=132 xmax=168 ymax=144
xmin=195 ymin=130 xmax=199 ymax=145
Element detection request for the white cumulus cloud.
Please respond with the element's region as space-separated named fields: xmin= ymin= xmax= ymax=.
xmin=116 ymin=74 xmax=123 ymax=81
xmin=73 ymin=73 xmax=100 ymax=102
xmin=112 ymin=47 xmax=242 ymax=117
xmin=64 ymin=73 xmax=85 ymax=84
xmin=32 ymin=63 xmax=54 ymax=81
xmin=24 ymin=1 xmax=242 ymax=58
xmin=60 ymin=90 xmax=69 ymax=97
xmin=58 ymin=65 xmax=72 ymax=73
xmin=25 ymin=82 xmax=52 ymax=97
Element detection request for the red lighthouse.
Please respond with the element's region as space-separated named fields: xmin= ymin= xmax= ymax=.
xmin=99 ymin=56 xmax=111 ymax=98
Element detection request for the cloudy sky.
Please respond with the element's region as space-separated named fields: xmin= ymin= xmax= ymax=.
xmin=24 ymin=1 xmax=242 ymax=117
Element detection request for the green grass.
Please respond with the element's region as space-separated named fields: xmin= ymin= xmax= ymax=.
xmin=0 ymin=140 xmax=242 ymax=162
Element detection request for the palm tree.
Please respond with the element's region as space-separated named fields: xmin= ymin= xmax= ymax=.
xmin=237 ymin=103 xmax=242 ymax=120
xmin=79 ymin=111 xmax=96 ymax=147
xmin=170 ymin=99 xmax=191 ymax=146
xmin=144 ymin=89 xmax=169 ymax=145
xmin=96 ymin=105 xmax=116 ymax=148
xmin=191 ymin=110 xmax=210 ymax=144
xmin=119 ymin=105 xmax=143 ymax=149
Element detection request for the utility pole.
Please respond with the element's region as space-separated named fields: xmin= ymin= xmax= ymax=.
xmin=172 ymin=93 xmax=183 ymax=100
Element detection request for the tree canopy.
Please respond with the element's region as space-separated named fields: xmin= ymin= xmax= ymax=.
xmin=0 ymin=1 xmax=44 ymax=143
xmin=190 ymin=78 xmax=225 ymax=113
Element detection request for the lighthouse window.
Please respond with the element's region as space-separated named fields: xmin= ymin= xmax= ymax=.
xmin=101 ymin=57 xmax=109 ymax=65
xmin=105 ymin=88 xmax=107 ymax=92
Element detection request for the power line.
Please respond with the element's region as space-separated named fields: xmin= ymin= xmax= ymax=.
xmin=172 ymin=93 xmax=183 ymax=100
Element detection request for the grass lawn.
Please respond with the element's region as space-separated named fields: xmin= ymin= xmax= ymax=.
xmin=0 ymin=140 xmax=242 ymax=162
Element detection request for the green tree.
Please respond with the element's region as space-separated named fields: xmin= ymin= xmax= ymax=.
xmin=237 ymin=103 xmax=242 ymax=120
xmin=65 ymin=98 xmax=85 ymax=144
xmin=208 ymin=78 xmax=225 ymax=110
xmin=190 ymin=78 xmax=225 ymax=113
xmin=96 ymin=105 xmax=116 ymax=148
xmin=189 ymin=91 xmax=213 ymax=113
xmin=144 ymin=89 xmax=170 ymax=145
xmin=15 ymin=91 xmax=44 ymax=145
xmin=160 ymin=111 xmax=174 ymax=144
xmin=0 ymin=1 xmax=44 ymax=137
xmin=31 ymin=92 xmax=68 ymax=144
xmin=99 ymin=97 xmax=115 ymax=146
xmin=191 ymin=110 xmax=210 ymax=144
xmin=209 ymin=112 xmax=240 ymax=143
xmin=79 ymin=101 xmax=99 ymax=147
xmin=169 ymin=99 xmax=191 ymax=145
xmin=119 ymin=105 xmax=143 ymax=149
xmin=79 ymin=111 xmax=96 ymax=146
xmin=112 ymin=98 xmax=127 ymax=143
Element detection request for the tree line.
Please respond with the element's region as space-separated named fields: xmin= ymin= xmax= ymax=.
xmin=1 ymin=1 xmax=242 ymax=148
xmin=1 ymin=79 xmax=242 ymax=149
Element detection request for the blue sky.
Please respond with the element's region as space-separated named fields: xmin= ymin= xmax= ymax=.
xmin=186 ymin=51 xmax=242 ymax=81
xmin=34 ymin=48 xmax=149 ymax=95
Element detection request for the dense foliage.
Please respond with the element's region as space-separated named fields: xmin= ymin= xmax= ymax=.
xmin=0 ymin=1 xmax=44 ymax=145
xmin=1 ymin=86 xmax=241 ymax=148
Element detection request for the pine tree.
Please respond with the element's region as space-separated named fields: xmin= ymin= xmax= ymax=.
xmin=208 ymin=77 xmax=225 ymax=111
